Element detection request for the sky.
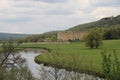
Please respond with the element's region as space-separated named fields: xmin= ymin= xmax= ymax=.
xmin=0 ymin=0 xmax=120 ymax=34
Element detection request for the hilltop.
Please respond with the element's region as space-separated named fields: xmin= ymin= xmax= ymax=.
xmin=67 ymin=15 xmax=120 ymax=31
xmin=43 ymin=15 xmax=120 ymax=36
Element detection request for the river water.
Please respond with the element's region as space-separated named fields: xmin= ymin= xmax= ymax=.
xmin=19 ymin=50 xmax=103 ymax=80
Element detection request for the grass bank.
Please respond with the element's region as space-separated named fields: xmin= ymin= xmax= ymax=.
xmin=20 ymin=40 xmax=120 ymax=77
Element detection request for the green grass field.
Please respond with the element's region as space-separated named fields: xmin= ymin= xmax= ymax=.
xmin=20 ymin=40 xmax=120 ymax=76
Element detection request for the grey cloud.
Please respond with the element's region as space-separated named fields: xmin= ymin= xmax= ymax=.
xmin=13 ymin=0 xmax=68 ymax=3
xmin=93 ymin=0 xmax=120 ymax=7
xmin=2 ymin=18 xmax=32 ymax=24
xmin=45 ymin=9 xmax=74 ymax=15
xmin=0 ymin=14 xmax=33 ymax=25
xmin=14 ymin=4 xmax=34 ymax=8
xmin=38 ymin=0 xmax=68 ymax=3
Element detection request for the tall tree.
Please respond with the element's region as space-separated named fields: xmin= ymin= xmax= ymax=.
xmin=85 ymin=28 xmax=102 ymax=48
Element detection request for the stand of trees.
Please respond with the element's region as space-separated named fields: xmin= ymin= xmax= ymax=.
xmin=20 ymin=34 xmax=57 ymax=43
xmin=103 ymin=26 xmax=120 ymax=39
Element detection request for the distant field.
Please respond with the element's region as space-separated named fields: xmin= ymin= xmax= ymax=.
xmin=20 ymin=40 xmax=120 ymax=76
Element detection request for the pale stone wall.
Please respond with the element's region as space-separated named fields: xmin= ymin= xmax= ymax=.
xmin=58 ymin=31 xmax=87 ymax=41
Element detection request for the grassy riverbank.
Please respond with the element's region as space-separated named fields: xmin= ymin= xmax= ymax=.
xmin=20 ymin=40 xmax=120 ymax=77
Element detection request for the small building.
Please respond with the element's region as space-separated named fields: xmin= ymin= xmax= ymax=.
xmin=57 ymin=31 xmax=87 ymax=41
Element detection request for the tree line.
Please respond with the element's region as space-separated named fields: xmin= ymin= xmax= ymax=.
xmin=102 ymin=26 xmax=120 ymax=39
xmin=84 ymin=26 xmax=120 ymax=48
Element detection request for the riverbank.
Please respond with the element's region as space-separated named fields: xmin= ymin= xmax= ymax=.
xmin=20 ymin=40 xmax=120 ymax=77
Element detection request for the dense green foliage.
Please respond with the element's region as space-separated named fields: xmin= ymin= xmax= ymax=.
xmin=85 ymin=28 xmax=102 ymax=48
xmin=21 ymin=34 xmax=44 ymax=42
xmin=102 ymin=27 xmax=120 ymax=39
xmin=101 ymin=51 xmax=120 ymax=80
xmin=67 ymin=15 xmax=120 ymax=32
xmin=20 ymin=40 xmax=120 ymax=76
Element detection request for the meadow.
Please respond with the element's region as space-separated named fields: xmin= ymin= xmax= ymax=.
xmin=20 ymin=40 xmax=120 ymax=77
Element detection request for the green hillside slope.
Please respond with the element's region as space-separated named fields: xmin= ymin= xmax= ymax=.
xmin=67 ymin=15 xmax=120 ymax=31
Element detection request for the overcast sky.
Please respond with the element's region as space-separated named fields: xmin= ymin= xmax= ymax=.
xmin=0 ymin=0 xmax=120 ymax=34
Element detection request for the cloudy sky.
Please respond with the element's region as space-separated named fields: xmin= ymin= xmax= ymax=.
xmin=0 ymin=0 xmax=120 ymax=34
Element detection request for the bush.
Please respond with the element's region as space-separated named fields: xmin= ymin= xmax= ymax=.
xmin=101 ymin=50 xmax=120 ymax=80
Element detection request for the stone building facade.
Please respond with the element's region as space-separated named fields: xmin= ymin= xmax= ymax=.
xmin=57 ymin=31 xmax=87 ymax=41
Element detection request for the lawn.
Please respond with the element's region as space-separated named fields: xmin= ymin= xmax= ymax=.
xmin=20 ymin=40 xmax=120 ymax=77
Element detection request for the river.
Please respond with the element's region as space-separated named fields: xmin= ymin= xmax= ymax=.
xmin=19 ymin=49 xmax=103 ymax=80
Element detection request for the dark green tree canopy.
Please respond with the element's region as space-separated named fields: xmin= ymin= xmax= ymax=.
xmin=103 ymin=27 xmax=120 ymax=39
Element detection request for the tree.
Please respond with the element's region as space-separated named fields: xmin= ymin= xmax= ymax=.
xmin=0 ymin=39 xmax=20 ymax=67
xmin=85 ymin=28 xmax=102 ymax=48
xmin=50 ymin=35 xmax=57 ymax=42
xmin=0 ymin=39 xmax=36 ymax=80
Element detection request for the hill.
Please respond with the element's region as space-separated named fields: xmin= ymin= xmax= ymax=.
xmin=67 ymin=15 xmax=120 ymax=31
xmin=0 ymin=33 xmax=32 ymax=40
xmin=17 ymin=15 xmax=120 ymax=42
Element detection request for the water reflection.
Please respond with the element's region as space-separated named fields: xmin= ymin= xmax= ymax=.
xmin=38 ymin=64 xmax=103 ymax=80
xmin=19 ymin=50 xmax=103 ymax=80
xmin=19 ymin=50 xmax=41 ymax=78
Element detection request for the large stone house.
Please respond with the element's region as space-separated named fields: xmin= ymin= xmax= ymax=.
xmin=57 ymin=31 xmax=87 ymax=41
